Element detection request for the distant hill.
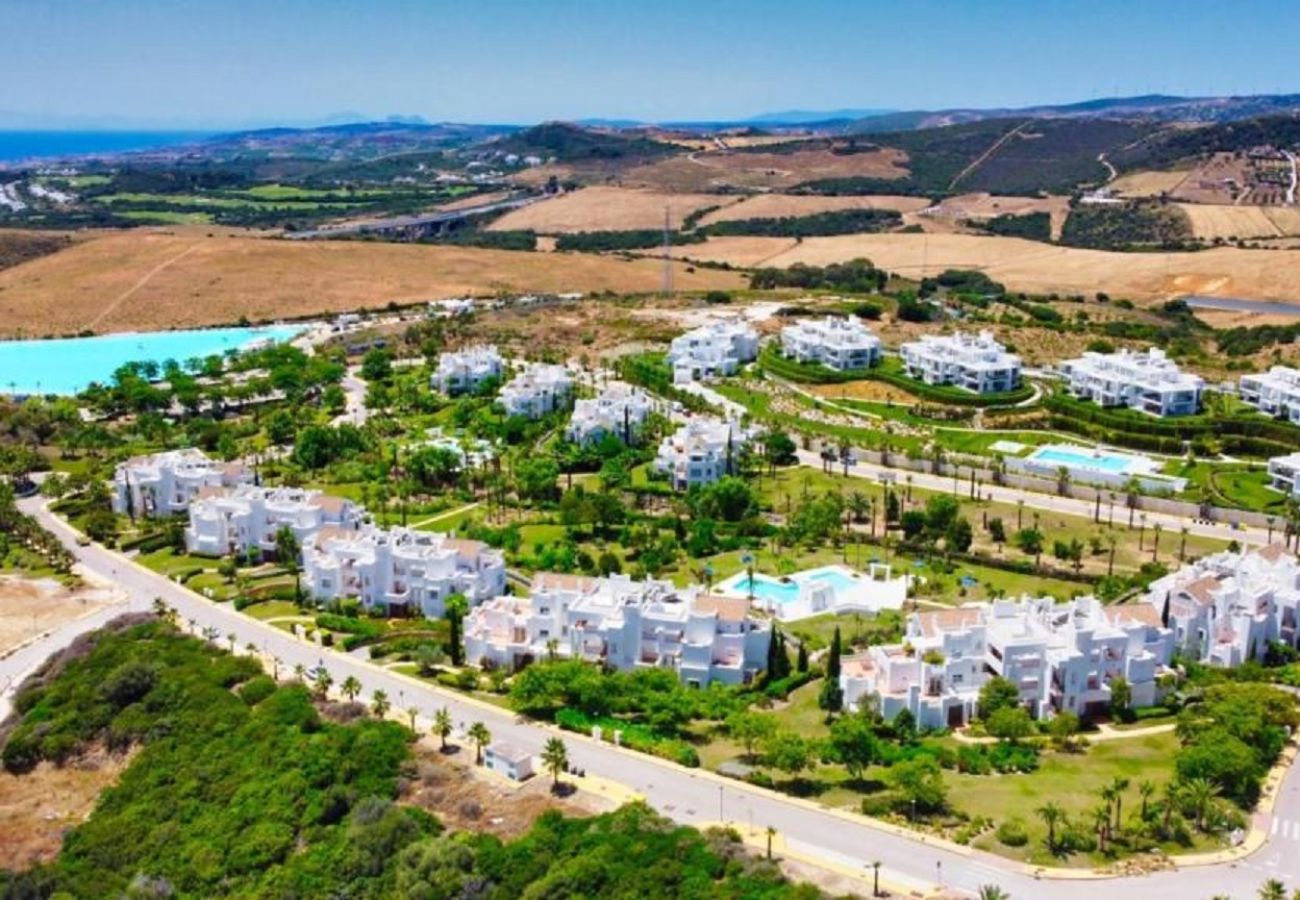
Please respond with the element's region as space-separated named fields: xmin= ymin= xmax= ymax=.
xmin=490 ymin=121 xmax=679 ymax=161
xmin=845 ymin=94 xmax=1300 ymax=133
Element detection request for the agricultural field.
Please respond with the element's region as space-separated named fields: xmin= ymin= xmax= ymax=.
xmin=1176 ymin=203 xmax=1300 ymax=240
xmin=620 ymin=143 xmax=909 ymax=192
xmin=0 ymin=228 xmax=744 ymax=337
xmin=1110 ymin=168 xmax=1192 ymax=197
xmin=695 ymin=193 xmax=930 ymax=226
xmin=919 ymin=192 xmax=1070 ymax=240
xmin=671 ymin=231 xmax=1300 ymax=303
xmin=487 ymin=186 xmax=740 ymax=232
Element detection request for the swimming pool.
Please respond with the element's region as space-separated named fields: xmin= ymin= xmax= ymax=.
xmin=734 ymin=566 xmax=861 ymax=605
xmin=0 ymin=325 xmax=304 ymax=395
xmin=1028 ymin=445 xmax=1139 ymax=474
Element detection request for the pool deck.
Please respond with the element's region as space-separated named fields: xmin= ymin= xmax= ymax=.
xmin=714 ymin=563 xmax=908 ymax=622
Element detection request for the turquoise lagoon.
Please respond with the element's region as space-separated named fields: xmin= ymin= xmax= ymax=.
xmin=0 ymin=325 xmax=302 ymax=395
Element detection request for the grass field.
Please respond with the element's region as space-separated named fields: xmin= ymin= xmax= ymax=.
xmin=619 ymin=145 xmax=909 ymax=192
xmin=487 ymin=186 xmax=741 ymax=232
xmin=671 ymin=231 xmax=1300 ymax=303
xmin=0 ymin=229 xmax=745 ymax=337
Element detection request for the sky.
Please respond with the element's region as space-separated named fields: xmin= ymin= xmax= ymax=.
xmin=3 ymin=0 xmax=1299 ymax=129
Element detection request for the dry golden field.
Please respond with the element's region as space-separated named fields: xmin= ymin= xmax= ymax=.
xmin=695 ymin=193 xmax=930 ymax=225
xmin=487 ymin=186 xmax=740 ymax=232
xmin=618 ymin=145 xmax=908 ymax=192
xmin=0 ymin=229 xmax=745 ymax=337
xmin=671 ymin=231 xmax=1300 ymax=303
xmin=917 ymin=193 xmax=1071 ymax=239
xmin=1110 ymin=169 xmax=1190 ymax=197
xmin=1176 ymin=203 xmax=1300 ymax=240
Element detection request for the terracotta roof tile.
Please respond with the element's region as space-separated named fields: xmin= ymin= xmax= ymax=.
xmin=693 ymin=594 xmax=751 ymax=622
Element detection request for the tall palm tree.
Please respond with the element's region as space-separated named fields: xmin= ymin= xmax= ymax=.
xmin=312 ymin=668 xmax=332 ymax=698
xmin=468 ymin=721 xmax=491 ymax=764
xmin=1182 ymin=777 xmax=1218 ymax=831
xmin=1037 ymin=802 xmax=1065 ymax=853
xmin=371 ymin=689 xmax=391 ymax=718
xmin=1138 ymin=780 xmax=1156 ymax=821
xmin=542 ymin=736 xmax=569 ymax=790
xmin=1109 ymin=777 xmax=1130 ymax=831
xmin=1092 ymin=804 xmax=1110 ymax=854
xmin=433 ymin=707 xmax=453 ymax=749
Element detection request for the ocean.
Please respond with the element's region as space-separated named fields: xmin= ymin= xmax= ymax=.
xmin=0 ymin=130 xmax=215 ymax=163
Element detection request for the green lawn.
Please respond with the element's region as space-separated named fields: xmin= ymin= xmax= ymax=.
xmin=243 ymin=600 xmax=307 ymax=621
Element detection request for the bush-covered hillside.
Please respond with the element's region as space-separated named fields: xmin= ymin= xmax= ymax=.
xmin=0 ymin=621 xmax=819 ymax=899
xmin=1059 ymin=201 xmax=1194 ymax=250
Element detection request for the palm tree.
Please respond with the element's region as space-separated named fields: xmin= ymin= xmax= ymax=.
xmin=293 ymin=662 xmax=306 ymax=681
xmin=542 ymin=736 xmax=569 ymax=790
xmin=312 ymin=668 xmax=333 ymax=698
xmin=468 ymin=721 xmax=491 ymax=764
xmin=1257 ymin=879 xmax=1287 ymax=900
xmin=341 ymin=675 xmax=362 ymax=702
xmin=407 ymin=706 xmax=419 ymax=731
xmin=1037 ymin=802 xmax=1065 ymax=853
xmin=977 ymin=887 xmax=1010 ymax=900
xmin=433 ymin=707 xmax=453 ymax=749
xmin=371 ymin=689 xmax=391 ymax=718
xmin=1182 ymin=777 xmax=1218 ymax=831
xmin=1108 ymin=776 xmax=1130 ymax=831
xmin=1092 ymin=804 xmax=1110 ymax=854
xmin=1161 ymin=781 xmax=1178 ymax=835
xmin=1138 ymin=781 xmax=1156 ymax=821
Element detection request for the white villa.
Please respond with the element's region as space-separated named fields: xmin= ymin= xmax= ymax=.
xmin=780 ymin=316 xmax=882 ymax=371
xmin=1267 ymin=453 xmax=1300 ymax=499
xmin=432 ymin=345 xmax=504 ymax=395
xmin=112 ymin=448 xmax=251 ymax=518
xmin=565 ymin=381 xmax=654 ymax=447
xmin=185 ymin=485 xmax=360 ymax=559
xmin=898 ymin=330 xmax=1022 ymax=394
xmin=1058 ymin=347 xmax=1204 ymax=417
xmin=841 ymin=596 xmax=1174 ymax=728
xmin=668 ymin=321 xmax=759 ymax=385
xmin=499 ymin=362 xmax=573 ymax=419
xmin=302 ymin=524 xmax=506 ymax=618
xmin=653 ymin=416 xmax=750 ymax=490
xmin=1240 ymin=365 xmax=1300 ymax=425
xmin=1145 ymin=544 xmax=1300 ymax=667
xmin=463 ymin=572 xmax=772 ymax=687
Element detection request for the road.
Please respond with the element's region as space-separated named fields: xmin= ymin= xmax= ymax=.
xmin=332 ymin=364 xmax=370 ymax=426
xmin=795 ymin=449 xmax=1266 ymax=549
xmin=6 ymin=497 xmax=1299 ymax=897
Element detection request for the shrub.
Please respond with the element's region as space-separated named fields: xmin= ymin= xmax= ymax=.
xmin=995 ymin=818 xmax=1029 ymax=847
xmin=239 ymin=675 xmax=277 ymax=706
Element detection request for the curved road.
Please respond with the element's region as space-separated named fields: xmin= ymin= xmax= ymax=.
xmin=6 ymin=496 xmax=1298 ymax=899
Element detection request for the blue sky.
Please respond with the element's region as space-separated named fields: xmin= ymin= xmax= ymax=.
xmin=2 ymin=0 xmax=1298 ymax=128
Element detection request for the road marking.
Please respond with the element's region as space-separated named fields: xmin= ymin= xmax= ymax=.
xmin=1273 ymin=818 xmax=1281 ymax=836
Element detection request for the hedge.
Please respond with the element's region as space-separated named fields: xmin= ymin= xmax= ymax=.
xmin=554 ymin=707 xmax=699 ymax=767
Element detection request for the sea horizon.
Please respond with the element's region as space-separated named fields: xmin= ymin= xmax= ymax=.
xmin=0 ymin=129 xmax=216 ymax=164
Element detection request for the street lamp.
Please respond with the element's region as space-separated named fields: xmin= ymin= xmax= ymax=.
xmin=718 ymin=785 xmax=724 ymax=822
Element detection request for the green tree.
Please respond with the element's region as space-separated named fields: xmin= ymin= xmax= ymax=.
xmin=828 ymin=713 xmax=879 ymax=782
xmin=371 ymin=690 xmax=391 ymax=718
xmin=763 ymin=731 xmax=814 ymax=780
xmin=444 ymin=593 xmax=469 ymax=665
xmin=978 ymin=676 xmax=1021 ymax=719
xmin=360 ymin=347 xmax=393 ymax=382
xmin=726 ymin=711 xmax=776 ymax=762
xmin=889 ymin=757 xmax=947 ymax=816
xmin=1037 ymin=801 xmax=1065 ymax=852
xmin=818 ymin=627 xmax=844 ymax=714
xmin=1110 ymin=676 xmax=1132 ymax=720
xmin=986 ymin=707 xmax=1034 ymax=742
xmin=542 ymin=737 xmax=569 ymax=789
xmin=468 ymin=721 xmax=491 ymax=765
xmin=274 ymin=526 xmax=302 ymax=600
xmin=433 ymin=707 xmax=453 ymax=750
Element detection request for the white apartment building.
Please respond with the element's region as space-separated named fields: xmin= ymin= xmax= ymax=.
xmin=841 ymin=597 xmax=1173 ymax=728
xmin=668 ymin=321 xmax=759 ymax=385
xmin=1267 ymin=452 xmax=1300 ymax=499
xmin=432 ymin=345 xmax=504 ymax=396
xmin=653 ymin=416 xmax=750 ymax=490
xmin=565 ymin=381 xmax=654 ymax=447
xmin=302 ymin=524 xmax=506 ymax=618
xmin=1058 ymin=347 xmax=1204 ymax=417
xmin=464 ymin=572 xmax=772 ymax=687
xmin=112 ymin=448 xmax=251 ymax=518
xmin=185 ymin=485 xmax=360 ymax=559
xmin=1239 ymin=365 xmax=1300 ymax=425
xmin=1145 ymin=544 xmax=1300 ymax=667
xmin=898 ymin=330 xmax=1022 ymax=394
xmin=499 ymin=362 xmax=574 ymax=419
xmin=780 ymin=316 xmax=882 ymax=371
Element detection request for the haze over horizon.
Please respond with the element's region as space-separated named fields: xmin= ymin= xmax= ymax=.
xmin=3 ymin=0 xmax=1300 ymax=131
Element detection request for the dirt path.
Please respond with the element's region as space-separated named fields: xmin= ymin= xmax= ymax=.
xmin=1098 ymin=152 xmax=1118 ymax=183
xmin=86 ymin=239 xmax=204 ymax=330
xmin=948 ymin=121 xmax=1026 ymax=191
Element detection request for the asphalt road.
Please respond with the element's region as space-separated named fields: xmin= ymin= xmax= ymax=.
xmin=6 ymin=495 xmax=1299 ymax=899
